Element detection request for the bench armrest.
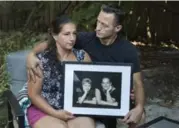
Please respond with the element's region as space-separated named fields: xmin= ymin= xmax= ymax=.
xmin=4 ymin=90 xmax=25 ymax=128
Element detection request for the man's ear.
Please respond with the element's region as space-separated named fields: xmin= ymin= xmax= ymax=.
xmin=115 ymin=25 xmax=122 ymax=33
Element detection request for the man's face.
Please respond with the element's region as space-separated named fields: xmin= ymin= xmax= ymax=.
xmin=101 ymin=78 xmax=112 ymax=90
xmin=95 ymin=10 xmax=118 ymax=39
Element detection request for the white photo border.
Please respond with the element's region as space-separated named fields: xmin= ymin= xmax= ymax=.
xmin=63 ymin=62 xmax=133 ymax=118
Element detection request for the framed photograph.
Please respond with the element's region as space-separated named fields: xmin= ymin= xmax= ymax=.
xmin=63 ymin=62 xmax=133 ymax=118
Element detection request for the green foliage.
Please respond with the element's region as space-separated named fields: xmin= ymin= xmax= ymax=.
xmin=71 ymin=2 xmax=101 ymax=31
xmin=0 ymin=31 xmax=45 ymax=96
xmin=71 ymin=1 xmax=119 ymax=31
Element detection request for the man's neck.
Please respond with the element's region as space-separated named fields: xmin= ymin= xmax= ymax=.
xmin=99 ymin=34 xmax=117 ymax=46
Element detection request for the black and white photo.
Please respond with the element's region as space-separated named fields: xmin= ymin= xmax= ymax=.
xmin=64 ymin=62 xmax=132 ymax=117
xmin=73 ymin=77 xmax=96 ymax=106
xmin=73 ymin=71 xmax=121 ymax=109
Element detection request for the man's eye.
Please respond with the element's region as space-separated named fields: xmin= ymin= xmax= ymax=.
xmin=102 ymin=24 xmax=108 ymax=28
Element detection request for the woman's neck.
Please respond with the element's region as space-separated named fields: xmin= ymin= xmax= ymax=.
xmin=56 ymin=43 xmax=72 ymax=61
xmin=99 ymin=34 xmax=117 ymax=46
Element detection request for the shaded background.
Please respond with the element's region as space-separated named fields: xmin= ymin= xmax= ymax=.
xmin=0 ymin=1 xmax=179 ymax=45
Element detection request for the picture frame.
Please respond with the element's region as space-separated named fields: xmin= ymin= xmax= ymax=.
xmin=63 ymin=62 xmax=133 ymax=118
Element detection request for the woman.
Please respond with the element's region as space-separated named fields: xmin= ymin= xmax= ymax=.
xmin=95 ymin=77 xmax=118 ymax=107
xmin=26 ymin=15 xmax=95 ymax=128
xmin=76 ymin=78 xmax=96 ymax=105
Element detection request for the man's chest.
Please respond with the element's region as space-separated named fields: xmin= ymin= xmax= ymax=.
xmin=83 ymin=42 xmax=126 ymax=63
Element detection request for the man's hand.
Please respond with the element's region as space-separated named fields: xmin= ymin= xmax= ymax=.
xmin=26 ymin=52 xmax=42 ymax=82
xmin=122 ymin=105 xmax=143 ymax=125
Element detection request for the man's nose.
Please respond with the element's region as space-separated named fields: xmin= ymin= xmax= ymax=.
xmin=96 ymin=23 xmax=101 ymax=31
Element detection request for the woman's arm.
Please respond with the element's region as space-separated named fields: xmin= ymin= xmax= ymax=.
xmin=28 ymin=67 xmax=58 ymax=117
xmin=98 ymin=100 xmax=118 ymax=106
xmin=95 ymin=89 xmax=118 ymax=106
xmin=77 ymin=92 xmax=88 ymax=104
xmin=83 ymin=97 xmax=97 ymax=104
xmin=106 ymin=91 xmax=116 ymax=103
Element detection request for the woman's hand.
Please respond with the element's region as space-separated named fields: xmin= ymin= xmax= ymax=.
xmin=55 ymin=110 xmax=75 ymax=121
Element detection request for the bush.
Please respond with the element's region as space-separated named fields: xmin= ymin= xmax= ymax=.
xmin=0 ymin=30 xmax=46 ymax=96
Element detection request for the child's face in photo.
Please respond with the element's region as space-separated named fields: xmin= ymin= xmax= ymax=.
xmin=101 ymin=78 xmax=112 ymax=90
xmin=82 ymin=82 xmax=91 ymax=92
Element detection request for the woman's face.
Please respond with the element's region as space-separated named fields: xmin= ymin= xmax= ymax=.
xmin=55 ymin=23 xmax=77 ymax=50
xmin=82 ymin=82 xmax=91 ymax=92
xmin=101 ymin=78 xmax=111 ymax=91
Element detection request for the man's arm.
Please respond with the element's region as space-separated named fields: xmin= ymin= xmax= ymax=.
xmin=133 ymin=72 xmax=145 ymax=108
xmin=121 ymin=45 xmax=145 ymax=125
xmin=27 ymin=41 xmax=48 ymax=82
xmin=31 ymin=41 xmax=48 ymax=54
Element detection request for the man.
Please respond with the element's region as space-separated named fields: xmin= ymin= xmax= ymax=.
xmin=96 ymin=77 xmax=119 ymax=107
xmin=27 ymin=4 xmax=145 ymax=128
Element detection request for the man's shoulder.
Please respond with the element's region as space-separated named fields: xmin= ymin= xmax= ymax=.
xmin=78 ymin=31 xmax=96 ymax=37
xmin=119 ymin=38 xmax=139 ymax=55
xmin=77 ymin=31 xmax=96 ymax=41
xmin=75 ymin=31 xmax=96 ymax=49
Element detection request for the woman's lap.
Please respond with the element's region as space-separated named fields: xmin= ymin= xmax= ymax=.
xmin=27 ymin=105 xmax=100 ymax=128
xmin=27 ymin=105 xmax=47 ymax=127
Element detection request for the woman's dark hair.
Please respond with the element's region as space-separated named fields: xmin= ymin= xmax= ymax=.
xmin=46 ymin=15 xmax=74 ymax=66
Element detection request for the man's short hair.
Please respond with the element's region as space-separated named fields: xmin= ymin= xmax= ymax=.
xmin=101 ymin=4 xmax=126 ymax=25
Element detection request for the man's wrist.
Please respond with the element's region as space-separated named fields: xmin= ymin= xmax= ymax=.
xmin=136 ymin=104 xmax=144 ymax=111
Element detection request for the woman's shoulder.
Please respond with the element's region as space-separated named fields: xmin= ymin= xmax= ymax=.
xmin=36 ymin=50 xmax=52 ymax=67
xmin=72 ymin=48 xmax=86 ymax=61
xmin=72 ymin=48 xmax=91 ymax=62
